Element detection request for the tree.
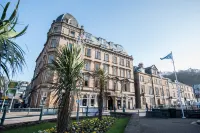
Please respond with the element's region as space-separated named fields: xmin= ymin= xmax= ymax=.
xmin=94 ymin=69 xmax=107 ymax=120
xmin=48 ymin=44 xmax=84 ymax=133
xmin=0 ymin=0 xmax=28 ymax=80
xmin=163 ymin=68 xmax=200 ymax=86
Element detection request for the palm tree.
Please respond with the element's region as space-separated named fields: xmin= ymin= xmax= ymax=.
xmin=94 ymin=69 xmax=107 ymax=120
xmin=48 ymin=44 xmax=84 ymax=133
xmin=0 ymin=0 xmax=28 ymax=80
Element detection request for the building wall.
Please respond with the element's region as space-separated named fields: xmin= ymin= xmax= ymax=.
xmin=30 ymin=13 xmax=135 ymax=110
xmin=135 ymin=71 xmax=196 ymax=109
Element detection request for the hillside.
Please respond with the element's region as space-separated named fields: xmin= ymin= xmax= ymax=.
xmin=163 ymin=68 xmax=200 ymax=86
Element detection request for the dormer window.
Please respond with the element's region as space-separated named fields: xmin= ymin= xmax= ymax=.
xmin=85 ymin=33 xmax=92 ymax=40
xmin=152 ymin=69 xmax=157 ymax=75
xmin=99 ymin=38 xmax=102 ymax=44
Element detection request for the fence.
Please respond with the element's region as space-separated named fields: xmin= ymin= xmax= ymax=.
xmin=146 ymin=108 xmax=200 ymax=118
xmin=0 ymin=106 xmax=111 ymax=126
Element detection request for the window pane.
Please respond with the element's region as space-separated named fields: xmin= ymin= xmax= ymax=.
xmin=103 ymin=64 xmax=109 ymax=73
xmin=85 ymin=48 xmax=91 ymax=57
xmin=54 ymin=27 xmax=58 ymax=32
xmin=95 ymin=63 xmax=100 ymax=70
xmin=71 ymin=31 xmax=75 ymax=37
xmin=91 ymin=99 xmax=94 ymax=106
xmin=84 ymin=76 xmax=89 ymax=86
xmin=104 ymin=54 xmax=109 ymax=61
xmin=113 ymin=56 xmax=117 ymax=64
xmin=82 ymin=99 xmax=87 ymax=106
xmin=84 ymin=60 xmax=90 ymax=71
xmin=48 ymin=55 xmax=54 ymax=64
xmin=51 ymin=39 xmax=57 ymax=48
xmin=95 ymin=51 xmax=101 ymax=59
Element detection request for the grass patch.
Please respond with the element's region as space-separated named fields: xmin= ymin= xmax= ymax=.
xmin=2 ymin=122 xmax=56 ymax=133
xmin=106 ymin=117 xmax=130 ymax=133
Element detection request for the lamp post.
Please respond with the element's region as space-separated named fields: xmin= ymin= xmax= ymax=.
xmin=76 ymin=71 xmax=83 ymax=122
xmin=1 ymin=89 xmax=8 ymax=112
xmin=0 ymin=77 xmax=9 ymax=112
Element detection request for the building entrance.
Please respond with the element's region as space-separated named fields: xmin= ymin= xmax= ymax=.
xmin=108 ymin=96 xmax=113 ymax=110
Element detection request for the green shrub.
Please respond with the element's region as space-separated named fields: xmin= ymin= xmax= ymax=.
xmin=35 ymin=117 xmax=116 ymax=133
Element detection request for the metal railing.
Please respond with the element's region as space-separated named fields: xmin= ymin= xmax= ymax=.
xmin=0 ymin=106 xmax=111 ymax=126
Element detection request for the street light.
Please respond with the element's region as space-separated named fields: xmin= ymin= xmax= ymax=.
xmin=76 ymin=71 xmax=83 ymax=122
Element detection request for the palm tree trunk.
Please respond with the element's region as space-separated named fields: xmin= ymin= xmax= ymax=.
xmin=57 ymin=89 xmax=71 ymax=133
xmin=98 ymin=83 xmax=104 ymax=120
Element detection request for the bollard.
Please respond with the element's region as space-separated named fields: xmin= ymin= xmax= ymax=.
xmin=39 ymin=106 xmax=44 ymax=121
xmin=27 ymin=107 xmax=30 ymax=115
xmin=114 ymin=106 xmax=116 ymax=113
xmin=138 ymin=110 xmax=139 ymax=116
xmin=1 ymin=106 xmax=7 ymax=126
xmin=86 ymin=106 xmax=88 ymax=117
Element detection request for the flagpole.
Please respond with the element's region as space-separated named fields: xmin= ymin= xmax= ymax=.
xmin=171 ymin=52 xmax=185 ymax=118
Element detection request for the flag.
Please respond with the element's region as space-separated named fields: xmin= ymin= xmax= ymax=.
xmin=160 ymin=52 xmax=173 ymax=60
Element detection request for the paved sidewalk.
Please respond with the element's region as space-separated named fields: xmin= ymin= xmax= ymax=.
xmin=124 ymin=114 xmax=140 ymax=133
xmin=125 ymin=116 xmax=200 ymax=133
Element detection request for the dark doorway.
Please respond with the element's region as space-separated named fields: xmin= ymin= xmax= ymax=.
xmin=108 ymin=96 xmax=113 ymax=110
xmin=128 ymin=101 xmax=130 ymax=109
xmin=157 ymin=99 xmax=160 ymax=105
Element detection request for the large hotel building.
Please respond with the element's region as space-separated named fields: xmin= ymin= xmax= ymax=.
xmin=30 ymin=13 xmax=135 ymax=110
xmin=30 ymin=13 xmax=196 ymax=110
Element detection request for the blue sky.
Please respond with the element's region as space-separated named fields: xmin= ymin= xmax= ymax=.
xmin=2 ymin=0 xmax=200 ymax=81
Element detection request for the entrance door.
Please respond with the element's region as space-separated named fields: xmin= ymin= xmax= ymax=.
xmin=108 ymin=96 xmax=113 ymax=110
xmin=128 ymin=101 xmax=130 ymax=109
xmin=157 ymin=99 xmax=160 ymax=105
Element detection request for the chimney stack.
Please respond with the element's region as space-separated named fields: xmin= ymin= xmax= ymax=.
xmin=138 ymin=63 xmax=144 ymax=68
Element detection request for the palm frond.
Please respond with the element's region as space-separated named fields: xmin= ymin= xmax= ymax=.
xmin=0 ymin=0 xmax=27 ymax=80
xmin=9 ymin=0 xmax=20 ymax=21
xmin=1 ymin=2 xmax=10 ymax=21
